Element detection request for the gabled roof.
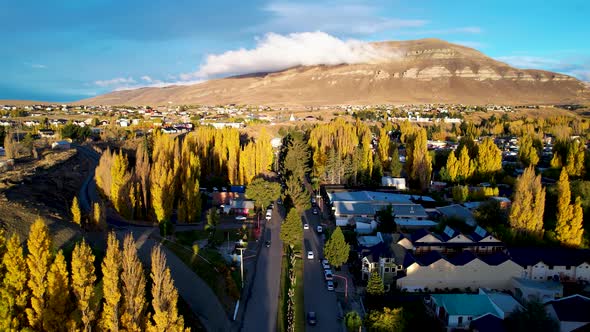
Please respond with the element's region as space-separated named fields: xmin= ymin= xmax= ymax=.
xmin=448 ymin=250 xmax=477 ymax=266
xmin=431 ymin=294 xmax=500 ymax=317
xmin=545 ymin=294 xmax=590 ymax=323
xmin=470 ymin=313 xmax=506 ymax=332
xmin=417 ymin=251 xmax=445 ymax=265
xmin=437 ymin=204 xmax=476 ymax=226
xmin=508 ymin=248 xmax=590 ymax=267
xmin=479 ymin=252 xmax=512 ymax=266
xmin=410 ymin=228 xmax=440 ymax=243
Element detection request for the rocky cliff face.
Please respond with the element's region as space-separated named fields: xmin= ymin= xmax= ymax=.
xmin=81 ymin=38 xmax=589 ymax=106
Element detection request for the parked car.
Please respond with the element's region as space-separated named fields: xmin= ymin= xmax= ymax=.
xmin=307 ymin=312 xmax=317 ymax=326
xmin=277 ymin=198 xmax=283 ymax=205
xmin=235 ymin=215 xmax=247 ymax=221
xmin=266 ymin=209 xmax=273 ymax=220
xmin=303 ymin=223 xmax=310 ymax=230
xmin=268 ymin=202 xmax=274 ymax=209
xmin=326 ymin=280 xmax=334 ymax=291
xmin=313 ymin=208 xmax=318 ymax=215
xmin=324 ymin=269 xmax=333 ymax=280
xmin=317 ymin=225 xmax=323 ymax=233
xmin=322 ymin=260 xmax=330 ymax=270
xmin=307 ymin=251 xmax=314 ymax=260
xmin=265 ymin=240 xmax=271 ymax=248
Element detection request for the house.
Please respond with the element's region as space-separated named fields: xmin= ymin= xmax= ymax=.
xmin=394 ymin=218 xmax=438 ymax=231
xmin=359 ymin=233 xmax=405 ymax=290
xmin=352 ymin=217 xmax=377 ymax=234
xmin=38 ymin=129 xmax=55 ymax=138
xmin=381 ymin=176 xmax=407 ymax=190
xmin=545 ymin=295 xmax=590 ymax=332
xmin=227 ymin=199 xmax=255 ymax=215
xmin=428 ymin=291 xmax=521 ymax=329
xmin=397 ymin=251 xmax=523 ymax=292
xmin=437 ymin=204 xmax=476 ymax=226
xmin=508 ymin=248 xmax=590 ymax=282
xmin=511 ymin=277 xmax=563 ymax=303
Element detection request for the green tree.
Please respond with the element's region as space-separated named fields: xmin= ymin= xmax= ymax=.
xmin=452 ymin=185 xmax=469 ymax=203
xmin=375 ymin=205 xmax=396 ymax=233
xmin=280 ymin=209 xmax=303 ymax=249
xmin=364 ymin=307 xmax=405 ymax=332
xmin=344 ymin=311 xmax=363 ymax=332
xmin=509 ymin=167 xmax=546 ymax=236
xmin=284 ymin=134 xmax=310 ymax=180
xmin=324 ymin=227 xmax=350 ymax=268
xmin=285 ymin=175 xmax=311 ymax=213
xmin=441 ymin=150 xmax=459 ymax=182
xmin=366 ymin=272 xmax=385 ymax=296
xmin=245 ymin=177 xmax=281 ymax=210
xmin=389 ymin=148 xmax=402 ymax=177
xmin=505 ymin=301 xmax=558 ymax=332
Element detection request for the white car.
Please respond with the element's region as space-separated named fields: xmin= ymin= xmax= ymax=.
xmin=303 ymin=223 xmax=310 ymax=230
xmin=324 ymin=269 xmax=333 ymax=280
xmin=235 ymin=215 xmax=247 ymax=221
xmin=322 ymin=260 xmax=330 ymax=270
xmin=326 ymin=280 xmax=334 ymax=291
xmin=307 ymin=251 xmax=314 ymax=260
xmin=317 ymin=225 xmax=323 ymax=233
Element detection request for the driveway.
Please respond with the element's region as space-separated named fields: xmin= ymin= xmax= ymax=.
xmin=240 ymin=204 xmax=284 ymax=332
xmin=303 ymin=209 xmax=342 ymax=332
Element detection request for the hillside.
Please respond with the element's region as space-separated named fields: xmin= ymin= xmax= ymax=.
xmin=81 ymin=38 xmax=590 ymax=106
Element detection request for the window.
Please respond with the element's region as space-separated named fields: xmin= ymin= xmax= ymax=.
xmin=566 ymin=266 xmax=571 ymax=270
xmin=384 ymin=267 xmax=391 ymax=273
xmin=549 ymin=266 xmax=554 ymax=270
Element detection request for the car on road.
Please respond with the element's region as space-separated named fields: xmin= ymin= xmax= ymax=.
xmin=235 ymin=215 xmax=247 ymax=221
xmin=303 ymin=223 xmax=310 ymax=230
xmin=268 ymin=202 xmax=274 ymax=209
xmin=277 ymin=198 xmax=283 ymax=205
xmin=322 ymin=260 xmax=330 ymax=270
xmin=266 ymin=209 xmax=273 ymax=220
xmin=307 ymin=251 xmax=314 ymax=260
xmin=317 ymin=225 xmax=323 ymax=233
xmin=312 ymin=208 xmax=318 ymax=215
xmin=326 ymin=280 xmax=334 ymax=291
xmin=324 ymin=269 xmax=333 ymax=280
xmin=265 ymin=240 xmax=271 ymax=248
xmin=212 ymin=187 xmax=219 ymax=192
xmin=307 ymin=312 xmax=317 ymax=326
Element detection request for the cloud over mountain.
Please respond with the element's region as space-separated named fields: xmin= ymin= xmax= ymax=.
xmin=186 ymin=31 xmax=398 ymax=79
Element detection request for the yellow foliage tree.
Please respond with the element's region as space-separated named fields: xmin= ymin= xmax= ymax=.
xmin=26 ymin=218 xmax=52 ymax=330
xmin=0 ymin=235 xmax=29 ymax=331
xmin=71 ymin=196 xmax=82 ymax=226
xmin=121 ymin=234 xmax=146 ymax=332
xmin=151 ymin=132 xmax=177 ymax=223
xmin=555 ymin=169 xmax=584 ymax=246
xmin=509 ymin=167 xmax=546 ymax=235
xmin=147 ymin=245 xmax=187 ymax=332
xmin=476 ymin=137 xmax=502 ymax=180
xmin=71 ymin=240 xmax=97 ymax=332
xmin=111 ymin=150 xmax=132 ymax=214
xmin=44 ymin=250 xmax=70 ymax=331
xmin=100 ymin=232 xmax=122 ymax=332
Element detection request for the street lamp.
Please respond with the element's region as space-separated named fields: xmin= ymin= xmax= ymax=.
xmin=237 ymin=247 xmax=246 ymax=289
xmin=333 ymin=274 xmax=349 ymax=303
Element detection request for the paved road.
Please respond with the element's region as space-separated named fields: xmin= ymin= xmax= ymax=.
xmin=303 ymin=209 xmax=341 ymax=332
xmin=241 ymin=205 xmax=284 ymax=332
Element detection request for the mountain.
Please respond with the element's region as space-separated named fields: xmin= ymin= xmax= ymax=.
xmin=80 ymin=39 xmax=590 ymax=106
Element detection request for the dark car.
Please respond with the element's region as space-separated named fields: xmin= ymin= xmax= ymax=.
xmin=312 ymin=208 xmax=318 ymax=215
xmin=265 ymin=240 xmax=271 ymax=248
xmin=307 ymin=311 xmax=317 ymax=325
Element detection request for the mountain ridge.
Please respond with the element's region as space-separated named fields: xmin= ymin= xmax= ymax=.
xmin=80 ymin=38 xmax=590 ymax=106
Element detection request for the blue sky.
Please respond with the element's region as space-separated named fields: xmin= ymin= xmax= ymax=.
xmin=0 ymin=0 xmax=588 ymax=102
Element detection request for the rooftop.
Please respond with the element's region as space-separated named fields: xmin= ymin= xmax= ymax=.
xmin=431 ymin=294 xmax=500 ymax=317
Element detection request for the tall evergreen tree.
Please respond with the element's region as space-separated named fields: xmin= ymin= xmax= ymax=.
xmin=100 ymin=232 xmax=122 ymax=332
xmin=0 ymin=235 xmax=29 ymax=331
xmin=71 ymin=240 xmax=97 ymax=332
xmin=280 ymin=209 xmax=303 ymax=249
xmin=324 ymin=227 xmax=350 ymax=268
xmin=121 ymin=234 xmax=146 ymax=332
xmin=26 ymin=218 xmax=52 ymax=330
xmin=366 ymin=272 xmax=385 ymax=296
xmin=147 ymin=245 xmax=187 ymax=332
xmin=509 ymin=167 xmax=546 ymax=235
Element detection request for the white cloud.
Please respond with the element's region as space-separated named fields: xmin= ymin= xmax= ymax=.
xmin=258 ymin=2 xmax=427 ymax=35
xmin=94 ymin=77 xmax=136 ymax=87
xmin=31 ymin=64 xmax=47 ymax=69
xmin=184 ymin=31 xmax=398 ymax=79
xmin=140 ymin=75 xmax=153 ymax=82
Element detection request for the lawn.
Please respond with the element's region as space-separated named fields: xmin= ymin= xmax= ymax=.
xmin=277 ymin=246 xmax=305 ymax=332
xmin=162 ymin=239 xmax=241 ymax=314
xmin=294 ymin=257 xmax=304 ymax=332
xmin=175 ymin=229 xmax=242 ymax=247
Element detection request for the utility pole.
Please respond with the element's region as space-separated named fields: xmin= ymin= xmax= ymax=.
xmin=237 ymin=247 xmax=246 ymax=288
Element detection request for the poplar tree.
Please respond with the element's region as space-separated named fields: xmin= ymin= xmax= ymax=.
xmin=121 ymin=234 xmax=146 ymax=332
xmin=3 ymin=131 xmax=17 ymax=159
xmin=389 ymin=148 xmax=402 ymax=177
xmin=565 ymin=140 xmax=585 ymax=177
xmin=147 ymin=245 xmax=187 ymax=332
xmin=71 ymin=240 xmax=97 ymax=332
xmin=71 ymin=196 xmax=82 ymax=226
xmin=509 ymin=167 xmax=546 ymax=235
xmin=519 ymin=134 xmax=540 ymax=167
xmin=100 ymin=232 xmax=122 ymax=332
xmin=0 ymin=235 xmax=29 ymax=330
xmin=441 ymin=150 xmax=459 ymax=182
xmin=457 ymin=146 xmax=475 ymax=182
xmin=324 ymin=227 xmax=350 ymax=268
xmin=26 ymin=218 xmax=52 ymax=330
xmin=151 ymin=133 xmax=176 ymax=223
xmin=476 ymin=137 xmax=502 ymax=180
xmin=135 ymin=138 xmax=151 ymax=217
xmin=44 ymin=250 xmax=70 ymax=331
xmin=93 ymin=202 xmax=106 ymax=231
xmin=378 ymin=128 xmax=390 ymax=169
xmin=111 ymin=150 xmax=132 ymax=214
xmin=555 ymin=169 xmax=584 ymax=246
xmin=407 ymin=128 xmax=432 ymax=191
